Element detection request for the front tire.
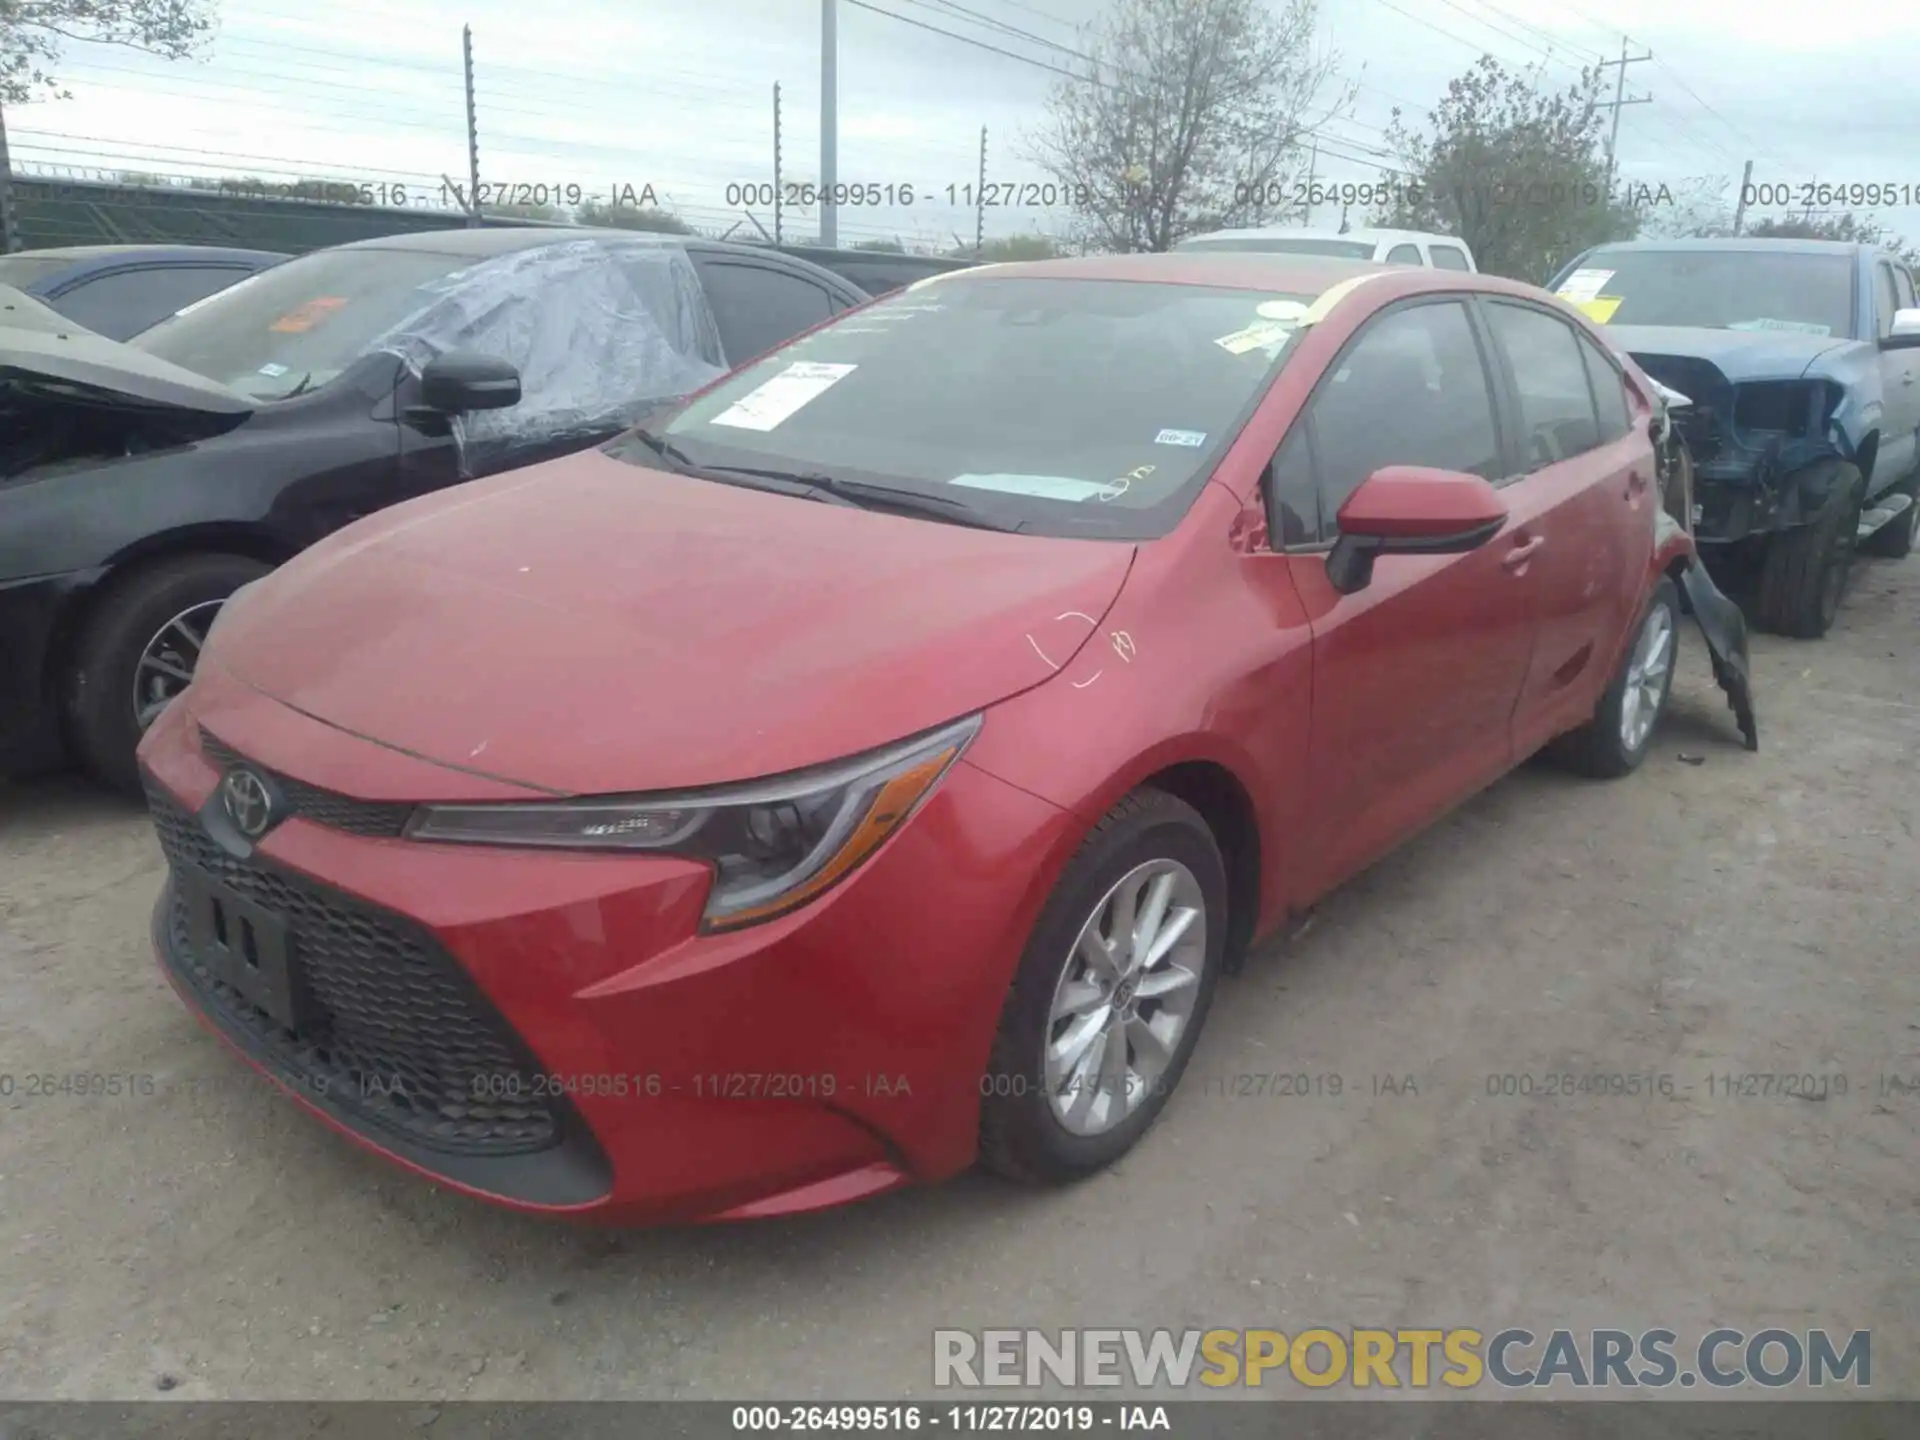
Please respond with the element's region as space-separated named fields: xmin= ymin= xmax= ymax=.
xmin=65 ymin=553 xmax=270 ymax=794
xmin=978 ymin=789 xmax=1227 ymax=1184
xmin=1756 ymin=460 xmax=1865 ymax=637
xmin=1551 ymin=577 xmax=1679 ymax=780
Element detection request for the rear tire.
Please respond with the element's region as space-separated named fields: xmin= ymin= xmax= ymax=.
xmin=1860 ymin=470 xmax=1920 ymax=559
xmin=1550 ymin=577 xmax=1679 ymax=780
xmin=65 ymin=553 xmax=270 ymax=795
xmin=1756 ymin=460 xmax=1865 ymax=637
xmin=978 ymin=788 xmax=1227 ymax=1185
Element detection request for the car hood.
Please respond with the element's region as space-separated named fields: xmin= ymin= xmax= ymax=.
xmin=1605 ymin=324 xmax=1851 ymax=383
xmin=209 ymin=448 xmax=1136 ymax=795
xmin=0 ymin=283 xmax=252 ymax=416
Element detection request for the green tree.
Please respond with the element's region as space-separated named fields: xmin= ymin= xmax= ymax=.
xmin=1746 ymin=212 xmax=1920 ymax=268
xmin=575 ymin=198 xmax=693 ymax=234
xmin=1 ymin=0 xmax=216 ymax=103
xmin=1028 ymin=0 xmax=1353 ymax=253
xmin=1373 ymin=55 xmax=1638 ymax=283
xmin=961 ymin=234 xmax=1067 ymax=262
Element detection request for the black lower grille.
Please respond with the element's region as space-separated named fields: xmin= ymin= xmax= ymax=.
xmin=200 ymin=730 xmax=414 ymax=838
xmin=146 ymin=779 xmax=561 ymax=1158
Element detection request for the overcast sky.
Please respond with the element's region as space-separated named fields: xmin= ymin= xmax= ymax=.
xmin=9 ymin=0 xmax=1913 ymax=247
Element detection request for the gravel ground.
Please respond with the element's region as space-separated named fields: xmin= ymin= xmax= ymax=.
xmin=1 ymin=557 xmax=1915 ymax=1403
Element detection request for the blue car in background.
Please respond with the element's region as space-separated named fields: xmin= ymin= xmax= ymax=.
xmin=1549 ymin=238 xmax=1920 ymax=637
xmin=0 ymin=244 xmax=286 ymax=341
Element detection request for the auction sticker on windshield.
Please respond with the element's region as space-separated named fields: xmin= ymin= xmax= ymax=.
xmin=710 ymin=361 xmax=857 ymax=432
xmin=1555 ymin=268 xmax=1614 ymax=303
xmin=269 ymin=297 xmax=349 ymax=333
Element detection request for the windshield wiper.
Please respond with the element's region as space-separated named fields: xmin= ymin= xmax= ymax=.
xmin=621 ymin=426 xmax=700 ymax=472
xmin=697 ymin=464 xmax=1027 ymax=533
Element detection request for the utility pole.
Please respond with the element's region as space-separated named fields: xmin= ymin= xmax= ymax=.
xmin=1299 ymin=140 xmax=1317 ymax=225
xmin=462 ymin=25 xmax=482 ymax=227
xmin=0 ymin=102 xmax=19 ymax=252
xmin=1731 ymin=158 xmax=1753 ymax=235
xmin=975 ymin=126 xmax=987 ymax=255
xmin=1597 ymin=37 xmax=1653 ymax=187
xmin=820 ymin=0 xmax=838 ymax=247
xmin=773 ymin=82 xmax=784 ymax=245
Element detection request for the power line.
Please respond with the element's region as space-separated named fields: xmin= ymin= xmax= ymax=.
xmin=841 ymin=0 xmax=1083 ymax=81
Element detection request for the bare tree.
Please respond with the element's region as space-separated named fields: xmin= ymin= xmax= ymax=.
xmin=1634 ymin=173 xmax=1739 ymax=240
xmin=1027 ymin=0 xmax=1353 ymax=253
xmin=1 ymin=0 xmax=217 ymax=103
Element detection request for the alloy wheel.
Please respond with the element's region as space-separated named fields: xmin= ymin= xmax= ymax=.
xmin=1043 ymin=858 xmax=1208 ymax=1137
xmin=1618 ymin=601 xmax=1675 ymax=753
xmin=133 ymin=600 xmax=223 ymax=729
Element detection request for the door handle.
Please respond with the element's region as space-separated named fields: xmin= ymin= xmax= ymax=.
xmin=1626 ymin=470 xmax=1651 ymax=495
xmin=1903 ymin=371 xmax=1915 ymax=386
xmin=1502 ymin=535 xmax=1546 ymax=569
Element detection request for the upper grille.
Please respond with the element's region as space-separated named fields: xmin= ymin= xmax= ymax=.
xmin=146 ymin=780 xmax=561 ymax=1157
xmin=200 ymin=730 xmax=414 ymax=838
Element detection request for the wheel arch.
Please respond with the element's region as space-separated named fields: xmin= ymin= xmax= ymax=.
xmin=1134 ymin=759 xmax=1263 ymax=975
xmin=43 ymin=523 xmax=294 ymax=696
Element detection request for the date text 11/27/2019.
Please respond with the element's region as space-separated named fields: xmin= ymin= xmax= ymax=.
xmin=439 ymin=181 xmax=661 ymax=210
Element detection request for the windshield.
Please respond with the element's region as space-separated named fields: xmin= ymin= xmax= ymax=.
xmin=641 ymin=276 xmax=1315 ymax=539
xmin=1555 ymin=248 xmax=1857 ymax=337
xmin=130 ymin=247 xmax=483 ymax=399
xmin=1178 ymin=237 xmax=1376 ymax=259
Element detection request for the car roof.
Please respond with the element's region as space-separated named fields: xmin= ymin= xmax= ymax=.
xmin=1580 ymin=237 xmax=1871 ymax=258
xmin=917 ymin=252 xmax=1565 ymax=320
xmin=325 ymin=225 xmax=863 ymax=291
xmin=929 ymin=251 xmax=1396 ymax=292
xmin=1183 ymin=226 xmax=1465 ymax=248
xmin=6 ymin=243 xmax=288 ymax=266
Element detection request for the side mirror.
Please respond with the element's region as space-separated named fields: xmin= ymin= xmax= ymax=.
xmin=419 ymin=350 xmax=522 ymax=413
xmin=1881 ymin=308 xmax=1920 ymax=350
xmin=1325 ymin=465 xmax=1509 ymax=595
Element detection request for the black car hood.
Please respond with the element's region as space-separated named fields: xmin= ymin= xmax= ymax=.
xmin=0 ymin=284 xmax=252 ymax=418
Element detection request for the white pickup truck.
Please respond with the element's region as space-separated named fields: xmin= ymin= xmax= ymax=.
xmin=1174 ymin=226 xmax=1478 ymax=271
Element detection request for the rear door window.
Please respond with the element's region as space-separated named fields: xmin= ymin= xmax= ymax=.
xmin=1385 ymin=243 xmax=1422 ymax=265
xmin=1430 ymin=245 xmax=1472 ymax=272
xmin=1484 ymin=301 xmax=1602 ymax=467
xmin=1577 ymin=332 xmax=1633 ymax=444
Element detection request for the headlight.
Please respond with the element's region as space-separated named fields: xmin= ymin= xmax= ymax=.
xmin=405 ymin=714 xmax=981 ymax=930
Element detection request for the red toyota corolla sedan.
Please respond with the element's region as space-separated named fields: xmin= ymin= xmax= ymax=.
xmin=138 ymin=253 xmax=1696 ymax=1223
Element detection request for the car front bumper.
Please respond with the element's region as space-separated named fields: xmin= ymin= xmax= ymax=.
xmin=137 ymin=674 xmax=1078 ymax=1224
xmin=0 ymin=570 xmax=88 ymax=776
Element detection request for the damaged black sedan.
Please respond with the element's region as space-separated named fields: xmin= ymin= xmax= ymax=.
xmin=0 ymin=227 xmax=867 ymax=792
xmin=1550 ymin=238 xmax=1920 ymax=637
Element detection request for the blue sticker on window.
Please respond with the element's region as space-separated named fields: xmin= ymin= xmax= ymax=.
xmin=1154 ymin=428 xmax=1206 ymax=447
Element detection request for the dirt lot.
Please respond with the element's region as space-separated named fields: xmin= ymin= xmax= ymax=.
xmin=2 ymin=559 xmax=1916 ymax=1403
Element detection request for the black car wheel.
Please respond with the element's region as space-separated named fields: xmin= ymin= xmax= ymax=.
xmin=1549 ymin=577 xmax=1680 ymax=779
xmin=65 ymin=553 xmax=270 ymax=794
xmin=1756 ymin=460 xmax=1865 ymax=639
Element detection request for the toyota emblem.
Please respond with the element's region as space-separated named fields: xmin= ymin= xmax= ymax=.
xmin=220 ymin=767 xmax=275 ymax=838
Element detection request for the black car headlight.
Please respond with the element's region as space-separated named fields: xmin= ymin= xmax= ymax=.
xmin=405 ymin=715 xmax=981 ymax=930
